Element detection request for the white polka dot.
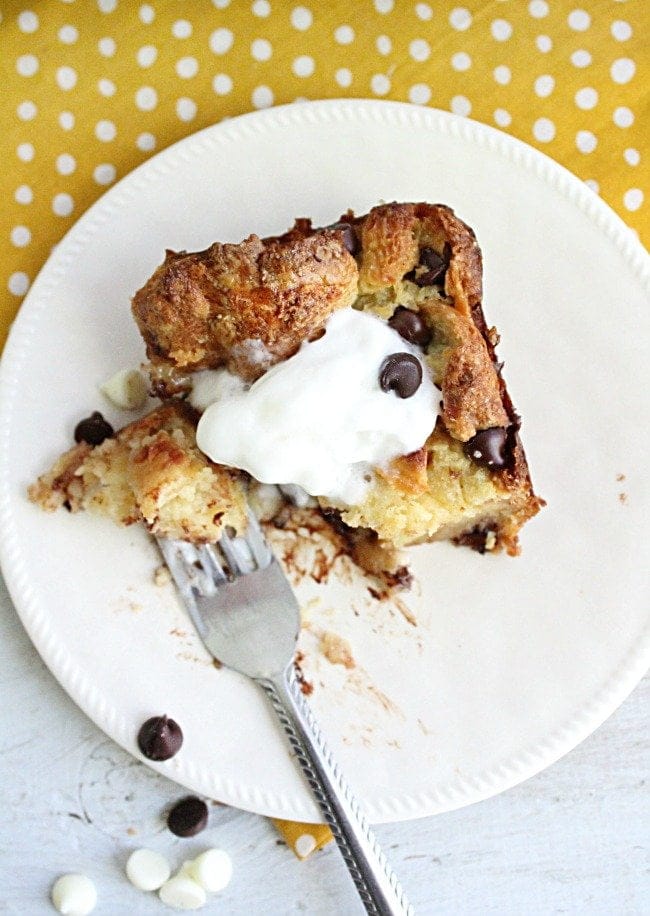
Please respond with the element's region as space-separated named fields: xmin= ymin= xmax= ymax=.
xmin=493 ymin=65 xmax=511 ymax=85
xmin=335 ymin=68 xmax=352 ymax=88
xmin=536 ymin=34 xmax=552 ymax=52
xmin=374 ymin=0 xmax=393 ymax=12
xmin=15 ymin=185 xmax=33 ymax=204
xmin=98 ymin=78 xmax=116 ymax=97
xmin=137 ymin=45 xmax=158 ymax=67
xmin=408 ymin=83 xmax=431 ymax=104
xmin=213 ymin=73 xmax=233 ymax=95
xmin=52 ymin=192 xmax=74 ymax=216
xmin=534 ymin=74 xmax=554 ymax=97
xmin=98 ymin=37 xmax=116 ymax=57
xmin=610 ymin=58 xmax=635 ymax=84
xmin=93 ymin=163 xmax=116 ymax=185
xmin=449 ymin=7 xmax=472 ymax=30
xmin=451 ymin=52 xmax=471 ymax=71
xmin=176 ymin=97 xmax=197 ymax=121
xmin=11 ymin=226 xmax=31 ymax=247
xmin=251 ymin=38 xmax=272 ymax=60
xmin=376 ymin=35 xmax=392 ymax=55
xmin=334 ymin=25 xmax=355 ymax=45
xmin=58 ymin=24 xmax=78 ymax=44
xmin=251 ymin=84 xmax=273 ymax=108
xmin=294 ymin=834 xmax=317 ymax=858
xmin=212 ymin=0 xmax=231 ymax=6
xmin=494 ymin=108 xmax=512 ymax=127
xmin=574 ymin=87 xmax=598 ymax=110
xmin=56 ymin=153 xmax=76 ymax=175
xmin=95 ymin=119 xmax=116 ymax=141
xmin=252 ymin=0 xmax=271 ymax=16
xmin=624 ymin=148 xmax=640 ymax=166
xmin=172 ymin=19 xmax=192 ymax=39
xmin=16 ymin=54 xmax=39 ymax=77
xmin=291 ymin=6 xmax=313 ymax=30
xmin=450 ymin=95 xmax=471 ymax=117
xmin=139 ymin=4 xmax=155 ymax=24
xmin=611 ymin=20 xmax=632 ymax=41
xmin=576 ymin=130 xmax=597 ymax=153
xmin=176 ymin=56 xmax=199 ymax=78
xmin=210 ymin=28 xmax=234 ymax=55
xmin=533 ymin=117 xmax=555 ymax=142
xmin=613 ymin=106 xmax=634 ymax=128
xmin=98 ymin=0 xmax=117 ymax=12
xmin=16 ymin=143 xmax=35 ymax=162
xmin=136 ymin=132 xmax=156 ymax=151
xmin=59 ymin=111 xmax=75 ymax=130
xmin=371 ymin=74 xmax=390 ymax=95
xmin=568 ymin=9 xmax=590 ymax=31
xmin=491 ymin=19 xmax=512 ymax=41
xmin=18 ymin=11 xmax=39 ymax=33
xmin=135 ymin=86 xmax=158 ymax=111
xmin=623 ymin=189 xmax=643 ymax=212
xmin=56 ymin=66 xmax=77 ymax=90
xmin=528 ymin=0 xmax=548 ymax=17
xmin=584 ymin=179 xmax=599 ymax=195
xmin=571 ymin=49 xmax=591 ymax=68
xmin=8 ymin=272 xmax=30 ymax=296
xmin=416 ymin=3 xmax=433 ymax=20
xmin=292 ymin=55 xmax=315 ymax=77
xmin=409 ymin=38 xmax=431 ymax=61
xmin=17 ymin=100 xmax=37 ymax=120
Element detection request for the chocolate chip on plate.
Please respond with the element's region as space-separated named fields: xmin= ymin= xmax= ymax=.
xmin=388 ymin=306 xmax=432 ymax=348
xmin=463 ymin=427 xmax=509 ymax=470
xmin=167 ymin=796 xmax=209 ymax=837
xmin=379 ymin=353 xmax=423 ymax=399
xmin=74 ymin=411 xmax=114 ymax=446
xmin=412 ymin=246 xmax=448 ymax=287
xmin=137 ymin=715 xmax=183 ymax=761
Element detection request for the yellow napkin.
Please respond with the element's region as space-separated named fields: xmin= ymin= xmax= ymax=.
xmin=2 ymin=0 xmax=647 ymax=857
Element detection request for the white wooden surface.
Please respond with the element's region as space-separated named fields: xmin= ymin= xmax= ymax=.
xmin=0 ymin=573 xmax=647 ymax=916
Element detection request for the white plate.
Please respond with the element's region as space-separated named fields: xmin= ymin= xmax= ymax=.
xmin=1 ymin=101 xmax=649 ymax=824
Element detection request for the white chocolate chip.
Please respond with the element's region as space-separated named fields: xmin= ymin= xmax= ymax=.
xmin=100 ymin=368 xmax=148 ymax=410
xmin=484 ymin=531 xmax=497 ymax=551
xmin=158 ymin=875 xmax=207 ymax=910
xmin=51 ymin=874 xmax=97 ymax=916
xmin=186 ymin=849 xmax=233 ymax=893
xmin=126 ymin=848 xmax=171 ymax=891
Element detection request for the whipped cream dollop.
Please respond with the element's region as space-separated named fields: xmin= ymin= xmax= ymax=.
xmin=193 ymin=308 xmax=439 ymax=505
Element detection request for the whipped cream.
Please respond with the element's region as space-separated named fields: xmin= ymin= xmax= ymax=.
xmin=194 ymin=308 xmax=439 ymax=505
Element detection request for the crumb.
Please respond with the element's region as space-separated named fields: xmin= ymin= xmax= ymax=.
xmin=319 ymin=631 xmax=355 ymax=669
xmin=616 ymin=473 xmax=626 ymax=482
xmin=154 ymin=563 xmax=172 ymax=587
xmin=126 ymin=827 xmax=137 ymax=836
xmin=619 ymin=492 xmax=628 ymax=504
xmin=129 ymin=602 xmax=143 ymax=613
xmin=212 ymin=658 xmax=222 ymax=670
xmin=484 ymin=530 xmax=497 ymax=551
xmin=169 ymin=627 xmax=188 ymax=638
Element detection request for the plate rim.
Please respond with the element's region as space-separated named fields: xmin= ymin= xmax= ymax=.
xmin=1 ymin=99 xmax=649 ymax=823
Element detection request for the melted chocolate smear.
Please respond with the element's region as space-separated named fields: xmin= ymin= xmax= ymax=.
xmin=463 ymin=427 xmax=509 ymax=470
xmin=137 ymin=715 xmax=183 ymax=761
xmin=379 ymin=353 xmax=423 ymax=399
xmin=167 ymin=796 xmax=209 ymax=837
xmin=74 ymin=411 xmax=114 ymax=446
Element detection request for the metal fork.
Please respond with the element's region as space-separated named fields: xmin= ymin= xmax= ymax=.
xmin=157 ymin=510 xmax=413 ymax=916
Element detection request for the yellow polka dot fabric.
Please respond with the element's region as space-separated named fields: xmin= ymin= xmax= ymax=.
xmin=1 ymin=0 xmax=647 ymax=856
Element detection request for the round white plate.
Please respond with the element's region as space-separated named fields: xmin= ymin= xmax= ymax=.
xmin=1 ymin=100 xmax=649 ymax=824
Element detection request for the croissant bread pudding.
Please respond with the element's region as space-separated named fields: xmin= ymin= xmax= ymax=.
xmin=30 ymin=202 xmax=543 ymax=575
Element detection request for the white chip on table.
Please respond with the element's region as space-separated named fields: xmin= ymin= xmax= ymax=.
xmin=186 ymin=848 xmax=233 ymax=893
xmin=158 ymin=875 xmax=207 ymax=910
xmin=51 ymin=873 xmax=97 ymax=915
xmin=100 ymin=368 xmax=148 ymax=410
xmin=125 ymin=848 xmax=171 ymax=891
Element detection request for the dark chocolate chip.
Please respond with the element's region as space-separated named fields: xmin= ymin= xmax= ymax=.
xmin=329 ymin=221 xmax=359 ymax=256
xmin=74 ymin=411 xmax=114 ymax=446
xmin=463 ymin=427 xmax=509 ymax=470
xmin=412 ymin=246 xmax=447 ymax=287
xmin=388 ymin=306 xmax=432 ymax=348
xmin=167 ymin=796 xmax=209 ymax=837
xmin=137 ymin=715 xmax=183 ymax=761
xmin=379 ymin=353 xmax=423 ymax=399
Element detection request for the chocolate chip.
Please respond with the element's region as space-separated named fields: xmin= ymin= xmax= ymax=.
xmin=411 ymin=247 xmax=448 ymax=287
xmin=329 ymin=221 xmax=359 ymax=256
xmin=167 ymin=796 xmax=209 ymax=837
xmin=388 ymin=306 xmax=432 ymax=348
xmin=74 ymin=411 xmax=114 ymax=446
xmin=463 ymin=427 xmax=509 ymax=470
xmin=137 ymin=715 xmax=183 ymax=761
xmin=379 ymin=353 xmax=423 ymax=399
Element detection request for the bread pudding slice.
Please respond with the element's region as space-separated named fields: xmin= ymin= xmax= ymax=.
xmin=131 ymin=202 xmax=542 ymax=557
xmin=29 ymin=401 xmax=247 ymax=542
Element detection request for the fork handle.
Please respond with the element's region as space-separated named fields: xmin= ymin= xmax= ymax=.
xmin=257 ymin=666 xmax=413 ymax=916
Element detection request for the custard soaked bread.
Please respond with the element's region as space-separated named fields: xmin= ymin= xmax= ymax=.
xmin=32 ymin=203 xmax=542 ymax=559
